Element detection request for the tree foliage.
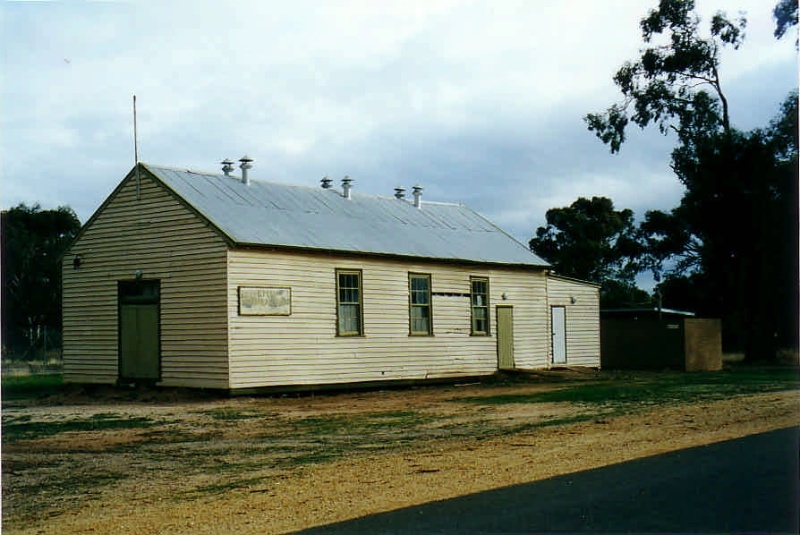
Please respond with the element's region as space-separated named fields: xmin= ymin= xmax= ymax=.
xmin=585 ymin=0 xmax=798 ymax=360
xmin=773 ymin=0 xmax=798 ymax=41
xmin=585 ymin=0 xmax=745 ymax=153
xmin=1 ymin=204 xmax=81 ymax=357
xmin=529 ymin=197 xmax=644 ymax=307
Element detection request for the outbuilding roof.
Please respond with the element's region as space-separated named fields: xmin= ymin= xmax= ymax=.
xmin=601 ymin=307 xmax=696 ymax=317
xmin=143 ymin=163 xmax=548 ymax=268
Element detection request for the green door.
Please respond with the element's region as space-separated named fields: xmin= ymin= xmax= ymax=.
xmin=496 ymin=306 xmax=515 ymax=370
xmin=119 ymin=281 xmax=160 ymax=381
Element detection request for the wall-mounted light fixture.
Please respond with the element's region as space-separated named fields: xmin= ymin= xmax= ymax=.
xmin=73 ymin=254 xmax=82 ymax=270
xmin=134 ymin=269 xmax=143 ymax=280
xmin=570 ymin=296 xmax=577 ymax=304
xmin=501 ymin=292 xmax=509 ymax=300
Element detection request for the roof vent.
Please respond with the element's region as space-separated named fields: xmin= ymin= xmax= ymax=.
xmin=394 ymin=187 xmax=406 ymax=199
xmin=239 ymin=156 xmax=253 ymax=185
xmin=412 ymin=185 xmax=423 ymax=208
xmin=221 ymin=159 xmax=235 ymax=177
xmin=341 ymin=176 xmax=352 ymax=199
xmin=321 ymin=176 xmax=333 ymax=189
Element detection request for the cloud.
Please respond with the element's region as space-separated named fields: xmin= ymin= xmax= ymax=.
xmin=1 ymin=0 xmax=796 ymax=244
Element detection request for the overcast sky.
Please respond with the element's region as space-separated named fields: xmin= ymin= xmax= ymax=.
xmin=1 ymin=0 xmax=797 ymax=248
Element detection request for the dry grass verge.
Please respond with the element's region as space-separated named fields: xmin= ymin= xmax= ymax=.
xmin=3 ymin=366 xmax=798 ymax=534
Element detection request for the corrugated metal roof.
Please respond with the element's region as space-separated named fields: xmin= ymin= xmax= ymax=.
xmin=144 ymin=163 xmax=548 ymax=267
xmin=601 ymin=308 xmax=696 ymax=317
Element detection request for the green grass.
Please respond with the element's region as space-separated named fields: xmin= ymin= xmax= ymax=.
xmin=291 ymin=410 xmax=433 ymax=435
xmin=2 ymin=412 xmax=158 ymax=442
xmin=462 ymin=366 xmax=800 ymax=408
xmin=185 ymin=475 xmax=272 ymax=497
xmin=12 ymin=470 xmax=126 ymax=501
xmin=271 ymin=410 xmax=437 ymax=467
xmin=201 ymin=408 xmax=268 ymax=421
xmin=2 ymin=373 xmax=63 ymax=401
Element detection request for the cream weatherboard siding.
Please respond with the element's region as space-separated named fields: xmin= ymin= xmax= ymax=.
xmin=62 ymin=170 xmax=230 ymax=388
xmin=63 ymin=164 xmax=601 ymax=391
xmin=227 ymin=249 xmax=550 ymax=388
xmin=546 ymin=275 xmax=601 ymax=367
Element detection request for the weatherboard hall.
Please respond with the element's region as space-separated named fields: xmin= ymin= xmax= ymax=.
xmin=62 ymin=159 xmax=600 ymax=391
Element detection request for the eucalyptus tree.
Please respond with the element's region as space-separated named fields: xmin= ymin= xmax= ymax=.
xmin=585 ymin=0 xmax=744 ymax=153
xmin=529 ymin=196 xmax=645 ymax=307
xmin=773 ymin=0 xmax=798 ymax=43
xmin=585 ymin=0 xmax=798 ymax=360
xmin=1 ymin=204 xmax=81 ymax=357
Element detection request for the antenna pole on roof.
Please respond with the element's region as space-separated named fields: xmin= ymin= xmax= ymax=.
xmin=133 ymin=94 xmax=140 ymax=200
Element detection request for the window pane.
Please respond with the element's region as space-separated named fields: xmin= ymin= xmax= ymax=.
xmin=419 ymin=285 xmax=429 ymax=303
xmin=473 ymin=307 xmax=486 ymax=333
xmin=337 ymin=271 xmax=362 ymax=335
xmin=409 ymin=274 xmax=431 ymax=335
xmin=411 ymin=306 xmax=429 ymax=334
xmin=413 ymin=277 xmax=428 ymax=292
xmin=411 ymin=290 xmax=428 ymax=305
xmin=339 ymin=304 xmax=360 ymax=334
xmin=471 ymin=277 xmax=489 ymax=335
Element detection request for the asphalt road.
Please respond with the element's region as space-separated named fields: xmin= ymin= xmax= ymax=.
xmin=298 ymin=426 xmax=799 ymax=534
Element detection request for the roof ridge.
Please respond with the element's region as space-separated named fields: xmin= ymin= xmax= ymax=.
xmin=142 ymin=162 xmax=214 ymax=175
xmin=143 ymin=162 xmax=463 ymax=204
xmin=143 ymin=163 xmax=549 ymax=267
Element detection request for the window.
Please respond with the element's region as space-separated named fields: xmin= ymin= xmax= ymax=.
xmin=336 ymin=270 xmax=363 ymax=336
xmin=409 ymin=273 xmax=432 ymax=335
xmin=470 ymin=277 xmax=490 ymax=335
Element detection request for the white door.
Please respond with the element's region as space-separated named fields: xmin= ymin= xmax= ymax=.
xmin=551 ymin=306 xmax=567 ymax=365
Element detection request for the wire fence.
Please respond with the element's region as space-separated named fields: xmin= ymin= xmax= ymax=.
xmin=2 ymin=325 xmax=63 ymax=364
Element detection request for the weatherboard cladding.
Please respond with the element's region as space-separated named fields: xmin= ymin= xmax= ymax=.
xmin=144 ymin=164 xmax=548 ymax=267
xmin=546 ymin=275 xmax=600 ymax=367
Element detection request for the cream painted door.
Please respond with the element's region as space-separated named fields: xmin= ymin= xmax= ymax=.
xmin=119 ymin=280 xmax=161 ymax=382
xmin=496 ymin=306 xmax=515 ymax=370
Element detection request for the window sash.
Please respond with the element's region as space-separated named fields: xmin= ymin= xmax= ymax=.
xmin=471 ymin=277 xmax=490 ymax=335
xmin=336 ymin=270 xmax=362 ymax=336
xmin=409 ymin=274 xmax=432 ymax=335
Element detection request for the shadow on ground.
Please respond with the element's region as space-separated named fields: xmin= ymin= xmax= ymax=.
xmin=299 ymin=427 xmax=800 ymax=534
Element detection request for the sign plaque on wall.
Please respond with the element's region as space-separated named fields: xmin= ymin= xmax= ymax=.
xmin=238 ymin=287 xmax=291 ymax=316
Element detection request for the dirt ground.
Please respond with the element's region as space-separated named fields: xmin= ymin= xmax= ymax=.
xmin=3 ymin=369 xmax=799 ymax=534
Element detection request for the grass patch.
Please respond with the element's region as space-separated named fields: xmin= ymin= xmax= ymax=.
xmin=511 ymin=413 xmax=601 ymax=432
xmin=186 ymin=476 xmax=271 ymax=497
xmin=271 ymin=410 xmax=437 ymax=467
xmin=291 ymin=415 xmax=348 ymax=435
xmin=1 ymin=374 xmax=63 ymax=401
xmin=291 ymin=410 xmax=434 ymax=436
xmin=2 ymin=412 xmax=157 ymax=442
xmin=12 ymin=471 xmax=126 ymax=501
xmin=201 ymin=408 xmax=267 ymax=421
xmin=463 ymin=366 xmax=800 ymax=409
xmin=281 ymin=449 xmax=340 ymax=467
xmin=361 ymin=410 xmax=431 ymax=429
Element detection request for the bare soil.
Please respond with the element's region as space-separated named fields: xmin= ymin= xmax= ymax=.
xmin=2 ymin=369 xmax=799 ymax=534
